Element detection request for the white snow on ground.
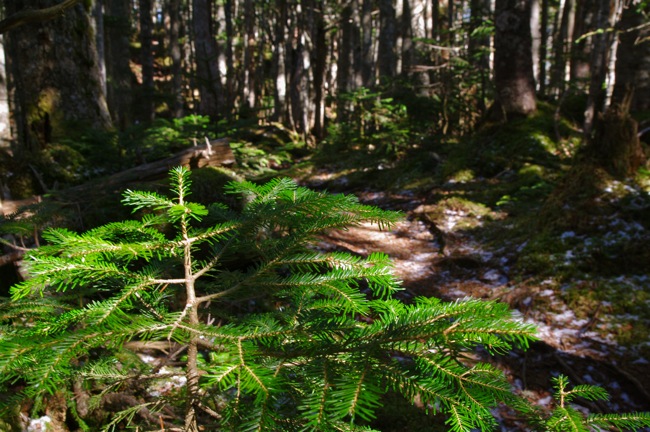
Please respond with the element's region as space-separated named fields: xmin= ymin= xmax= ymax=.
xmin=25 ymin=416 xmax=51 ymax=432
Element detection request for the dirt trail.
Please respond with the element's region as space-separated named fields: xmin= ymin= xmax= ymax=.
xmin=314 ymin=187 xmax=650 ymax=428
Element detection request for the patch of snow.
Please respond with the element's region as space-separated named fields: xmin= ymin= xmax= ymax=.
xmin=482 ymin=269 xmax=507 ymax=285
xmin=561 ymin=231 xmax=576 ymax=240
xmin=26 ymin=416 xmax=51 ymax=432
xmin=147 ymin=366 xmax=187 ymax=397
xmin=139 ymin=354 xmax=157 ymax=364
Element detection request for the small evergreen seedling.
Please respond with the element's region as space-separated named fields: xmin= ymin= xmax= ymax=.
xmin=1 ymin=167 xmax=541 ymax=431
xmin=543 ymin=375 xmax=650 ymax=432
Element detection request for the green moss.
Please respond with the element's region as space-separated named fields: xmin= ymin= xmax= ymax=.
xmin=561 ymin=279 xmax=650 ymax=345
xmin=448 ymin=168 xmax=475 ymax=183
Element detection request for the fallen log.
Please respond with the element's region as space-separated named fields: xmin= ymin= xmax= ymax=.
xmin=55 ymin=138 xmax=235 ymax=199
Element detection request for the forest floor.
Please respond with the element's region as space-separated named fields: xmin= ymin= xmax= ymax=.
xmin=2 ymin=108 xmax=650 ymax=430
xmin=293 ymin=144 xmax=650 ymax=430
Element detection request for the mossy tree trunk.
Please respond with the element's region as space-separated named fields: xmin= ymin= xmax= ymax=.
xmin=589 ymin=101 xmax=646 ymax=179
xmin=4 ymin=0 xmax=112 ymax=155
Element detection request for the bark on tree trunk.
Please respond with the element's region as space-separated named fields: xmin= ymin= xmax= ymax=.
xmin=242 ymin=0 xmax=256 ymax=111
xmin=0 ymin=36 xmax=9 ymax=144
xmin=583 ymin=0 xmax=616 ymax=138
xmin=105 ymin=0 xmax=133 ymax=130
xmin=169 ymin=0 xmax=184 ymax=118
xmin=361 ymin=0 xmax=374 ymax=88
xmin=139 ymin=0 xmax=155 ymax=122
xmin=492 ymin=0 xmax=537 ymax=119
xmin=312 ymin=4 xmax=327 ymax=139
xmin=612 ymin=3 xmax=650 ymax=112
xmin=570 ymin=0 xmax=597 ymax=87
xmin=337 ymin=4 xmax=355 ymax=119
xmin=589 ymin=101 xmax=646 ymax=179
xmin=4 ymin=0 xmax=112 ymax=155
xmin=378 ymin=0 xmax=398 ymax=80
xmin=193 ymin=0 xmax=223 ymax=119
xmin=538 ymin=0 xmax=549 ymax=96
xmin=550 ymin=0 xmax=575 ymax=97
xmin=272 ymin=0 xmax=288 ymax=123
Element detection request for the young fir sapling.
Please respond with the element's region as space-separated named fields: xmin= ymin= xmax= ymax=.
xmin=0 ymin=167 xmax=648 ymax=431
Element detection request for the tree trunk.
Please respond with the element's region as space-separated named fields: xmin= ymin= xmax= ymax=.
xmin=589 ymin=101 xmax=646 ymax=179
xmin=193 ymin=0 xmax=222 ymax=119
xmin=290 ymin=4 xmax=309 ymax=134
xmin=312 ymin=1 xmax=327 ymax=139
xmin=361 ymin=0 xmax=374 ymax=88
xmin=469 ymin=0 xmax=491 ymax=111
xmin=272 ymin=0 xmax=288 ymax=123
xmin=139 ymin=0 xmax=155 ymax=122
xmin=93 ymin=0 xmax=107 ymax=98
xmin=105 ymin=0 xmax=133 ymax=130
xmin=492 ymin=0 xmax=537 ymax=119
xmin=242 ymin=0 xmax=256 ymax=111
xmin=612 ymin=3 xmax=650 ymax=112
xmin=570 ymin=0 xmax=597 ymax=87
xmin=378 ymin=0 xmax=397 ymax=80
xmin=0 ymin=36 xmax=9 ymax=144
xmin=337 ymin=3 xmax=354 ymax=119
xmin=169 ymin=0 xmax=184 ymax=118
xmin=550 ymin=0 xmax=575 ymax=97
xmin=4 ymin=0 xmax=112 ymax=155
xmin=223 ymin=0 xmax=235 ymax=116
xmin=537 ymin=0 xmax=549 ymax=95
xmin=583 ymin=0 xmax=618 ymax=138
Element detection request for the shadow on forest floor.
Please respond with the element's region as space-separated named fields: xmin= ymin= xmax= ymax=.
xmin=298 ymin=140 xmax=650 ymax=430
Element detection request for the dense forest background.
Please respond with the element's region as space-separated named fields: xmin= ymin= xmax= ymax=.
xmin=0 ymin=0 xmax=648 ymax=181
xmin=0 ymin=0 xmax=650 ymax=431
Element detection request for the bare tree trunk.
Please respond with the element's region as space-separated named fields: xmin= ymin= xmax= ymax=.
xmin=492 ymin=0 xmax=537 ymax=119
xmin=242 ymin=0 xmax=256 ymax=111
xmin=378 ymin=0 xmax=397 ymax=80
xmin=469 ymin=0 xmax=491 ymax=111
xmin=139 ymin=0 xmax=155 ymax=122
xmin=312 ymin=0 xmax=327 ymax=139
xmin=361 ymin=0 xmax=374 ymax=87
xmin=105 ymin=0 xmax=132 ymax=130
xmin=570 ymin=0 xmax=597 ymax=88
xmin=337 ymin=3 xmax=354 ymax=118
xmin=93 ymin=0 xmax=107 ymax=98
xmin=192 ymin=0 xmax=222 ymax=119
xmin=612 ymin=3 xmax=650 ymax=111
xmin=290 ymin=4 xmax=308 ymax=134
xmin=538 ymin=0 xmax=549 ymax=95
xmin=224 ymin=0 xmax=235 ymax=116
xmin=0 ymin=36 xmax=9 ymax=144
xmin=550 ymin=0 xmax=575 ymax=97
xmin=272 ymin=0 xmax=288 ymax=122
xmin=583 ymin=0 xmax=618 ymax=138
xmin=169 ymin=0 xmax=184 ymax=118
xmin=401 ymin=0 xmax=414 ymax=77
